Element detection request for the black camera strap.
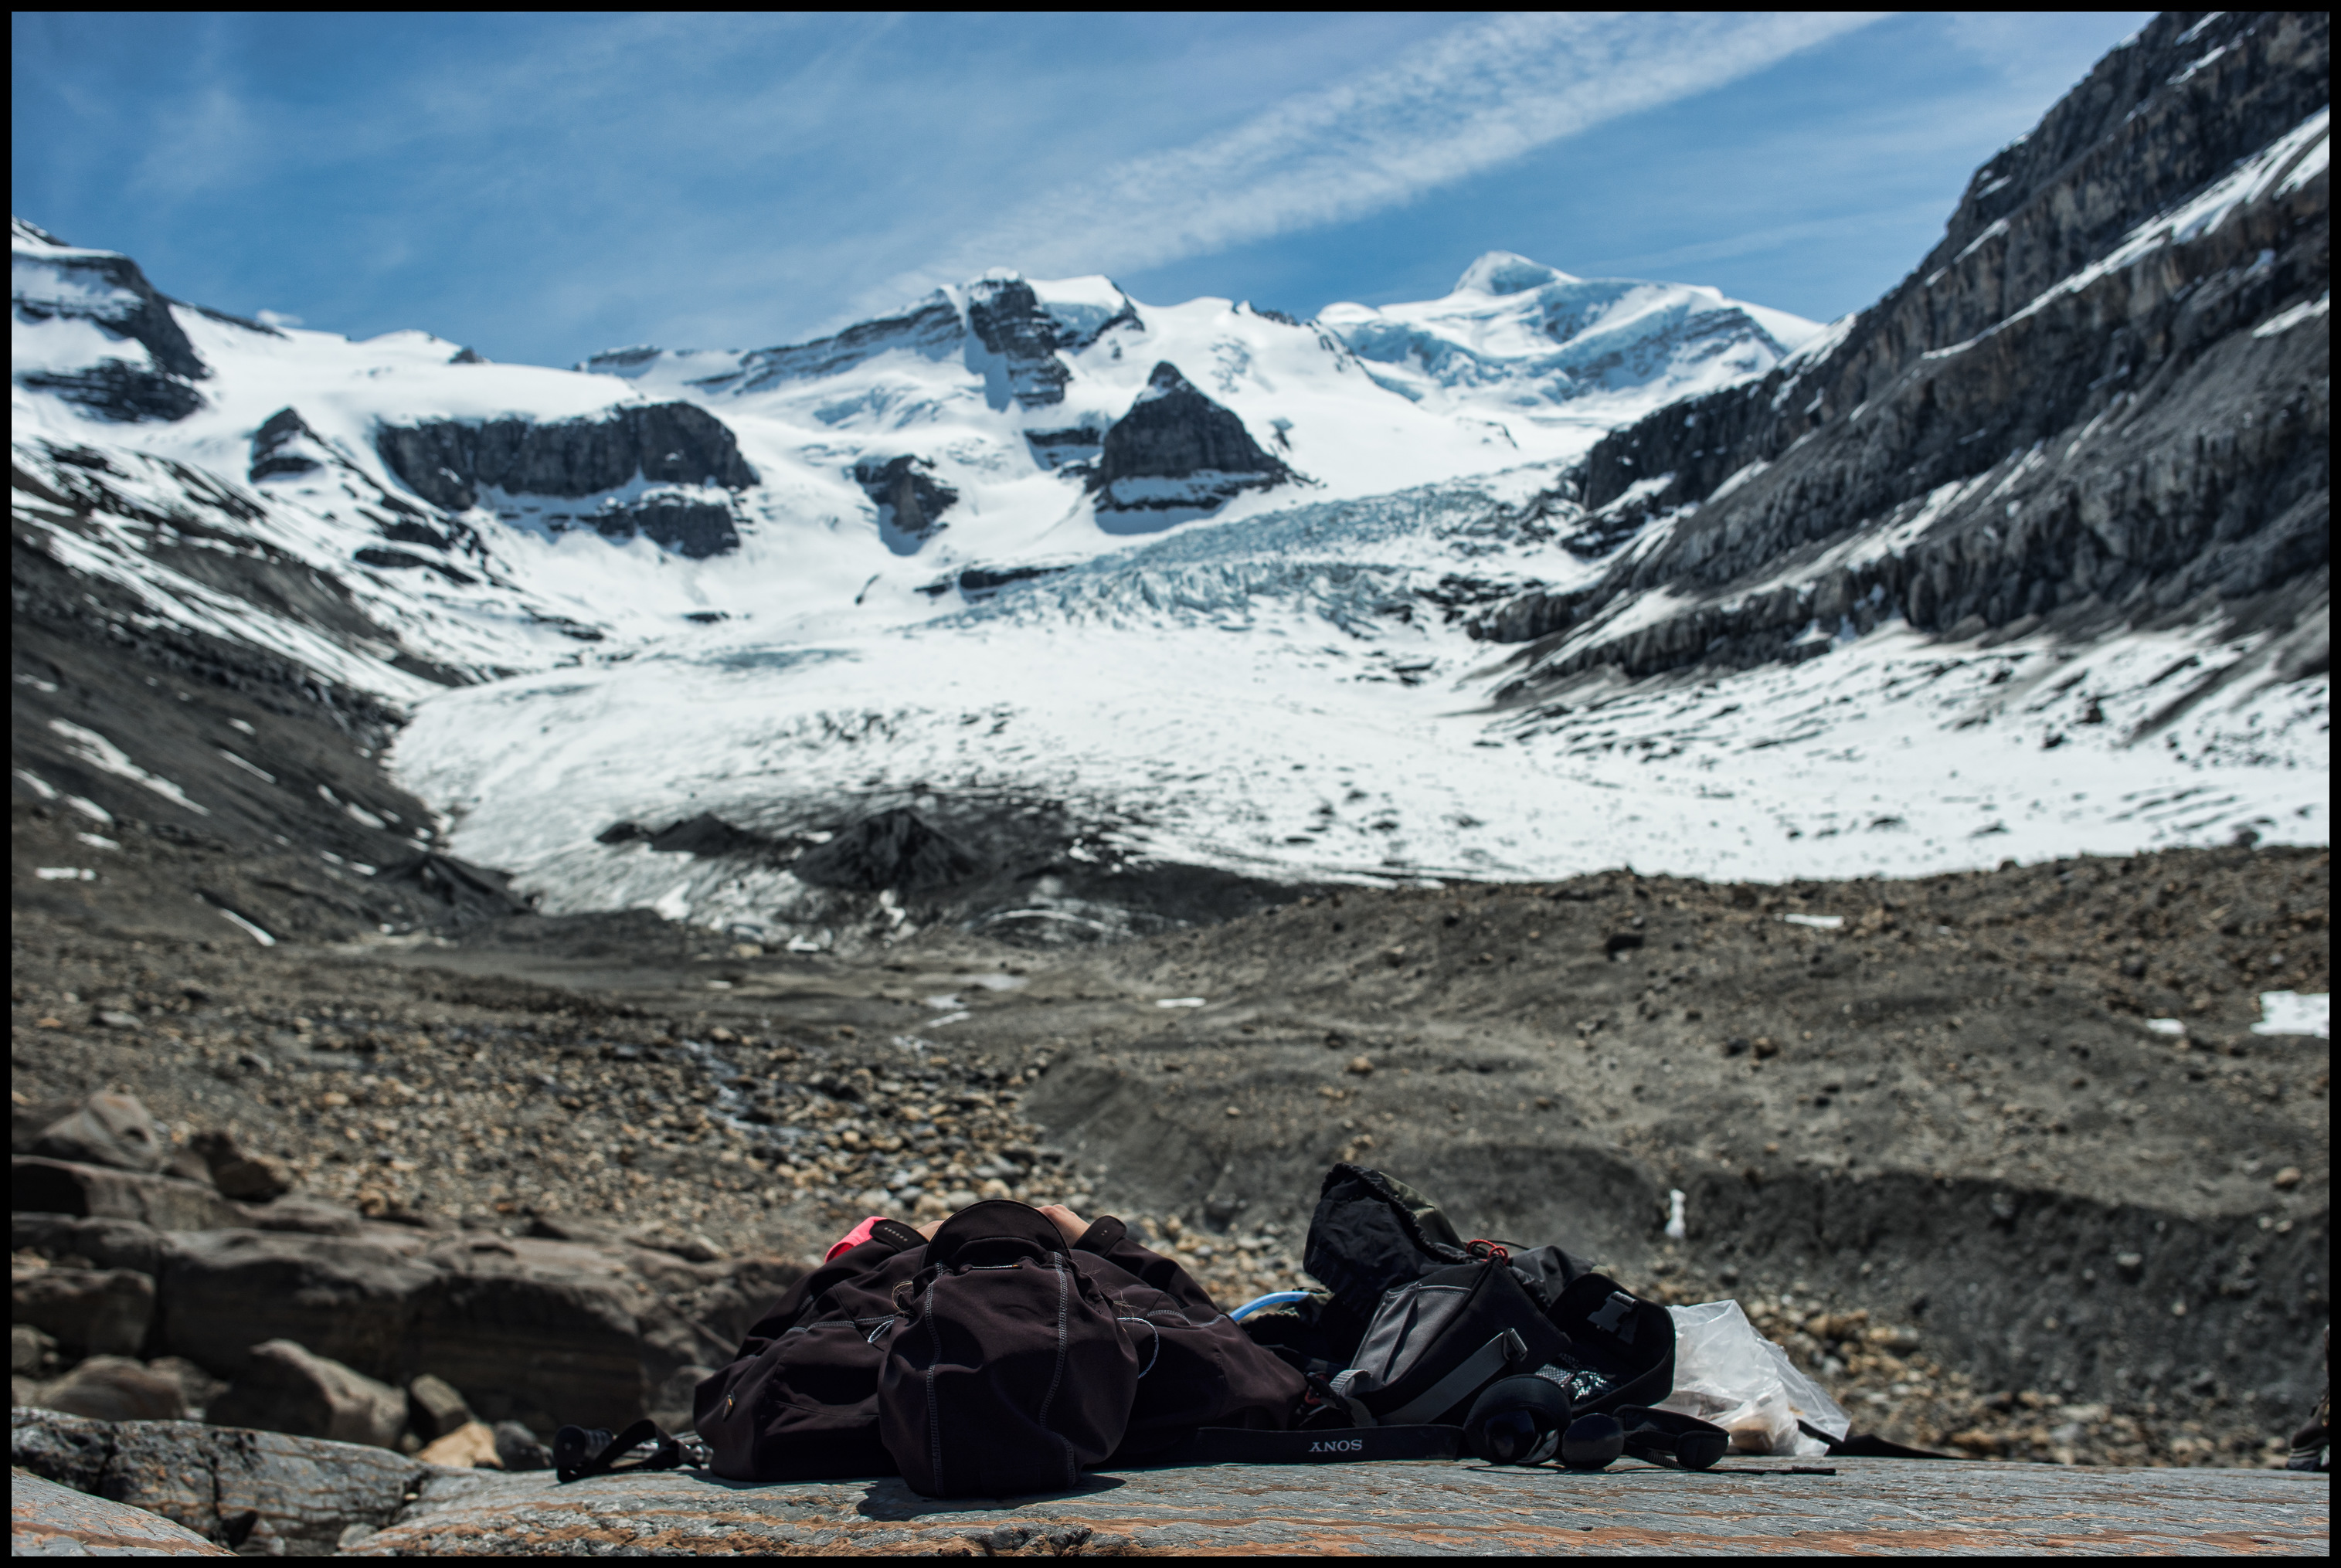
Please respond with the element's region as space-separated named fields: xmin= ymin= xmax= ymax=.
xmin=1132 ymin=1424 xmax=1463 ymax=1467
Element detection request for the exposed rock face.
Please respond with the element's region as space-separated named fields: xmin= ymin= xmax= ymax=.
xmin=247 ymin=407 xmax=329 ymax=482
xmin=587 ymin=494 xmax=742 ymax=558
xmin=15 ymin=358 xmax=207 ymax=423
xmin=597 ymin=813 xmax=776 ymax=857
xmin=29 ymin=1091 xmax=169 ymax=1173
xmin=11 ymin=218 xmax=217 ymax=423
xmin=722 ymin=294 xmax=967 ymax=394
xmin=374 ymin=403 xmax=753 ymax=558
xmin=852 ymin=454 xmax=959 ymax=552
xmin=1093 ymin=362 xmax=1295 ymax=521
xmin=12 ymin=1408 xmax=423 ymax=1554
xmin=793 ymin=809 xmax=983 ymax=894
xmin=12 ymin=1157 xmax=246 ymax=1232
xmin=12 ymin=1266 xmax=156 ymax=1356
xmin=964 ymin=275 xmax=1141 ymax=409
xmin=11 ymin=1471 xmax=235 ymax=1557
xmin=376 ymin=403 xmax=755 ymax=510
xmin=208 ymin=1339 xmax=409 ymax=1449
xmin=1476 ymin=12 xmax=2330 ymax=697
xmin=712 ymin=276 xmax=1139 ymax=409
xmin=10 ymin=1208 xmax=797 ymax=1437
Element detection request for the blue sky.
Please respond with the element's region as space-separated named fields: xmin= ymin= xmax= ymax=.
xmin=12 ymin=12 xmax=2150 ymax=366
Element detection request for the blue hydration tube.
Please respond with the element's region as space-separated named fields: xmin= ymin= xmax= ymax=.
xmin=1228 ymin=1290 xmax=1313 ymax=1322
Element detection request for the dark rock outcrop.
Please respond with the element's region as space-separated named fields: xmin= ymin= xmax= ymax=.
xmin=715 ymin=276 xmax=1140 ymax=409
xmin=1024 ymin=423 xmax=1104 ymax=470
xmin=12 ymin=220 xmax=213 ymax=423
xmin=724 ymin=294 xmax=968 ymax=394
xmin=794 ymin=809 xmax=983 ymax=893
xmin=374 ymin=405 xmax=754 ymax=556
xmin=13 ymin=1408 xmax=423 ymax=1554
xmin=1476 ymin=11 xmax=2330 ymax=694
xmin=12 ymin=1268 xmax=156 ymax=1357
xmin=247 ymin=407 xmax=328 ymax=481
xmin=1099 ymin=362 xmax=1287 ymax=488
xmin=853 ymin=454 xmax=959 ymax=552
xmin=596 ymin=814 xmax=775 ymax=857
xmin=368 ymin=854 xmax=533 ymax=926
xmin=11 ymin=1210 xmax=799 ymax=1441
xmin=12 ymin=1157 xmax=246 ymax=1232
xmin=1092 ymin=362 xmax=1294 ymax=522
xmin=375 ymin=402 xmax=755 ymax=510
xmin=583 ymin=494 xmax=740 ymax=558
xmin=15 ymin=359 xmax=207 ymax=423
xmin=965 ymin=276 xmax=1140 ymax=409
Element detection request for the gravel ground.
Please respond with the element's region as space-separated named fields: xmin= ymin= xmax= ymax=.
xmin=10 ymin=831 xmax=2328 ymax=1469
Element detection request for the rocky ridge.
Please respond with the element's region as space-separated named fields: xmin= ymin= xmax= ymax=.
xmin=1473 ymin=11 xmax=2329 ymax=709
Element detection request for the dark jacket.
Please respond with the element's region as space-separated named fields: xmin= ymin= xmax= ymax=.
xmin=695 ymin=1206 xmax=1304 ymax=1483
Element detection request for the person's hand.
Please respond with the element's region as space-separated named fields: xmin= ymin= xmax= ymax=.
xmin=912 ymin=1217 xmax=946 ymax=1240
xmin=1038 ymin=1204 xmax=1089 ymax=1247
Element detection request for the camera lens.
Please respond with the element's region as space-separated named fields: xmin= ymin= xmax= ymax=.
xmin=1480 ymin=1407 xmax=1542 ymax=1464
xmin=1561 ymin=1412 xmax=1626 ymax=1470
xmin=1464 ymin=1373 xmax=1572 ymax=1466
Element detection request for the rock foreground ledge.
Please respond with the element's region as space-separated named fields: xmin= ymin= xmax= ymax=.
xmin=14 ymin=1410 xmax=2325 ymax=1557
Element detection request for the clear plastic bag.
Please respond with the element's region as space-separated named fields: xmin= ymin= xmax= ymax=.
xmin=1654 ymin=1300 xmax=1850 ymax=1458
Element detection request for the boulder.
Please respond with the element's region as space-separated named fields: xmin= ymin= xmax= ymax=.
xmin=11 ymin=1263 xmax=156 ymax=1355
xmin=189 ymin=1130 xmax=293 ymax=1202
xmin=154 ymin=1227 xmax=435 ymax=1379
xmin=13 ymin=1212 xmax=167 ymax=1276
xmin=29 ymin=1092 xmax=169 ymax=1174
xmin=12 ymin=1407 xmax=423 ymax=1555
xmin=14 ymin=1323 xmax=60 ymax=1376
xmin=10 ymin=1470 xmax=234 ymax=1557
xmin=12 ymin=1157 xmax=245 ymax=1232
xmin=151 ymin=1356 xmax=229 ymax=1422
xmin=24 ymin=1353 xmax=187 ymax=1422
xmin=207 ymin=1339 xmax=408 ymax=1449
xmin=491 ymin=1420 xmax=550 ymax=1471
xmin=416 ymin=1419 xmax=500 ymax=1468
xmin=406 ymin=1373 xmax=474 ymax=1443
xmin=406 ymin=1247 xmax=652 ymax=1433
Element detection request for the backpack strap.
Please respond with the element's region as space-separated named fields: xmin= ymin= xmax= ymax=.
xmin=1799 ymin=1420 xmax=1952 ymax=1459
xmin=1131 ymin=1424 xmax=1463 ymax=1467
xmin=555 ymin=1420 xmax=707 ymax=1485
xmin=1378 ymin=1328 xmax=1528 ymax=1425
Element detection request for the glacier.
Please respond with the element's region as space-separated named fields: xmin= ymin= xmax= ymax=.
xmin=11 ymin=199 xmax=2328 ymax=947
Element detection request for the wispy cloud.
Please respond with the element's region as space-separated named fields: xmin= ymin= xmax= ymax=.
xmin=869 ymin=11 xmax=1882 ymax=310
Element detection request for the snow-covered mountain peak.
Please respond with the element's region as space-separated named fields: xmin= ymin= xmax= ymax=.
xmin=1317 ymin=253 xmax=1822 ymax=430
xmin=1452 ymin=249 xmax=1576 ymax=295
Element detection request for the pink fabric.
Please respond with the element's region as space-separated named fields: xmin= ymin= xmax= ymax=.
xmin=824 ymin=1215 xmax=887 ymax=1262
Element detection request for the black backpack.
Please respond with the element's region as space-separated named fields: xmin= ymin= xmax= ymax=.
xmin=1326 ymin=1255 xmax=1566 ymax=1425
xmin=1303 ymin=1163 xmax=1592 ymax=1327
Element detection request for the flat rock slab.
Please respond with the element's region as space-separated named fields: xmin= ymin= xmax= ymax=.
xmin=12 ymin=1471 xmax=235 ymax=1557
xmin=350 ymin=1458 xmax=2329 ymax=1556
